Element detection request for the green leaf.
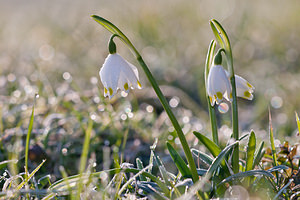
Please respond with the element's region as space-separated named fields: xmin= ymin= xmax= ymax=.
xmin=269 ymin=110 xmax=278 ymax=167
xmin=191 ymin=148 xmax=213 ymax=166
xmin=197 ymin=169 xmax=208 ymax=176
xmin=193 ymin=131 xmax=221 ymax=157
xmin=245 ymin=131 xmax=256 ymax=171
xmin=267 ymin=165 xmax=289 ymax=173
xmin=25 ymin=105 xmax=35 ymax=179
xmin=206 ymin=141 xmax=238 ymax=178
xmin=91 ymin=15 xmax=139 ymax=58
xmin=153 ymin=153 xmax=171 ymax=197
xmin=219 ymin=170 xmax=274 ymax=185
xmin=205 ymin=40 xmax=219 ymax=145
xmin=253 ymin=141 xmax=264 ymax=168
xmin=136 ymin=158 xmax=147 ymax=181
xmin=193 ymin=131 xmax=229 ymax=171
xmin=205 ymin=40 xmax=216 ymax=83
xmin=148 ymin=138 xmax=158 ymax=175
xmin=167 ymin=142 xmax=192 ymax=179
xmin=209 ymin=19 xmax=233 ymax=74
xmin=137 ymin=182 xmax=166 ymax=200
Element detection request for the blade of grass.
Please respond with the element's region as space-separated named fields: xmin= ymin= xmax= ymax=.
xmin=218 ymin=170 xmax=275 ymax=185
xmin=17 ymin=159 xmax=46 ymax=191
xmin=191 ymin=148 xmax=213 ymax=166
xmin=245 ymin=131 xmax=256 ymax=171
xmin=136 ymin=158 xmax=147 ymax=181
xmin=167 ymin=142 xmax=192 ymax=179
xmin=25 ymin=105 xmax=35 ymax=180
xmin=206 ymin=141 xmax=238 ymax=179
xmin=269 ymin=110 xmax=278 ymax=167
xmin=274 ymin=178 xmax=293 ymax=199
xmin=77 ymin=119 xmax=93 ymax=199
xmin=50 ymin=168 xmax=169 ymax=197
xmin=193 ymin=131 xmax=228 ymax=172
xmin=118 ymin=164 xmax=153 ymax=196
xmin=253 ymin=141 xmax=264 ymax=168
xmin=148 ymin=138 xmax=158 ymax=175
xmin=193 ymin=131 xmax=221 ymax=157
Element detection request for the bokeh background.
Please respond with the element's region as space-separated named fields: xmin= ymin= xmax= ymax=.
xmin=1 ymin=0 xmax=300 ymax=178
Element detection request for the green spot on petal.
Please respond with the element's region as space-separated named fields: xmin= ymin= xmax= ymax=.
xmin=247 ymin=82 xmax=252 ymax=88
xmin=137 ymin=81 xmax=142 ymax=88
xmin=109 ymin=87 xmax=113 ymax=96
xmin=244 ymin=91 xmax=251 ymax=98
xmin=216 ymin=92 xmax=223 ymax=100
xmin=104 ymin=87 xmax=108 ymax=94
xmin=124 ymin=83 xmax=129 ymax=90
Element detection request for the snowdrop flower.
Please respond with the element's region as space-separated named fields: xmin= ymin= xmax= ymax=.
xmin=234 ymin=74 xmax=254 ymax=100
xmin=224 ymin=70 xmax=255 ymax=100
xmin=99 ymin=53 xmax=142 ymax=99
xmin=207 ymin=64 xmax=232 ymax=106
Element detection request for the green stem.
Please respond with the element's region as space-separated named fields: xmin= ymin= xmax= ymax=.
xmin=136 ymin=56 xmax=199 ymax=182
xmin=91 ymin=15 xmax=199 ymax=182
xmin=231 ymin=76 xmax=239 ymax=174
xmin=204 ymin=41 xmax=218 ymax=145
xmin=225 ymin=46 xmax=239 ymax=174
xmin=208 ymin=100 xmax=218 ymax=145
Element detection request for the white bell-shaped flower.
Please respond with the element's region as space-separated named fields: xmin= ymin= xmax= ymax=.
xmin=99 ymin=53 xmax=142 ymax=99
xmin=206 ymin=65 xmax=232 ymax=106
xmin=234 ymin=74 xmax=254 ymax=100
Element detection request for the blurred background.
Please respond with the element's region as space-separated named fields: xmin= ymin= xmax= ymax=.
xmin=0 ymin=0 xmax=300 ymax=177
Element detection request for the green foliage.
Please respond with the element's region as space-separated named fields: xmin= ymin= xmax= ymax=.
xmin=166 ymin=142 xmax=192 ymax=179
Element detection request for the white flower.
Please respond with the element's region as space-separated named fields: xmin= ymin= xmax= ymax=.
xmin=99 ymin=53 xmax=142 ymax=99
xmin=224 ymin=70 xmax=255 ymax=100
xmin=206 ymin=65 xmax=232 ymax=106
xmin=234 ymin=74 xmax=254 ymax=100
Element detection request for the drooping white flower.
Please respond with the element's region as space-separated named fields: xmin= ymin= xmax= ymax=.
xmin=206 ymin=65 xmax=232 ymax=106
xmin=234 ymin=74 xmax=254 ymax=100
xmin=99 ymin=53 xmax=142 ymax=99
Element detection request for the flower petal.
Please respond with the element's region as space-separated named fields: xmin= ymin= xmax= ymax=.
xmin=206 ymin=65 xmax=232 ymax=105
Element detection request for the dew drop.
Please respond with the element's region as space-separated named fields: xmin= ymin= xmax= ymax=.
xmin=62 ymin=72 xmax=71 ymax=81
xmin=120 ymin=114 xmax=127 ymax=120
xmin=271 ymin=96 xmax=283 ymax=109
xmin=146 ymin=105 xmax=153 ymax=113
xmin=169 ymin=96 xmax=180 ymax=108
xmin=218 ymin=102 xmax=229 ymax=113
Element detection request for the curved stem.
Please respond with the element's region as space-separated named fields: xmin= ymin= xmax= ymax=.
xmin=91 ymin=15 xmax=199 ymax=182
xmin=136 ymin=56 xmax=199 ymax=182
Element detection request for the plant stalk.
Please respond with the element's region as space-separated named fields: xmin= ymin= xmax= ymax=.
xmin=137 ymin=56 xmax=199 ymax=183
